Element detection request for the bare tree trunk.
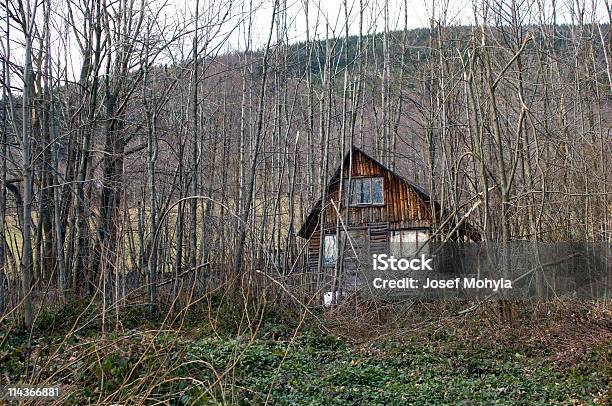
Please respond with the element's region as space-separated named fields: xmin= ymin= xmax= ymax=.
xmin=143 ymin=19 xmax=158 ymax=314
xmin=234 ymin=0 xmax=278 ymax=276
xmin=0 ymin=25 xmax=8 ymax=313
xmin=189 ymin=0 xmax=200 ymax=289
xmin=14 ymin=0 xmax=38 ymax=328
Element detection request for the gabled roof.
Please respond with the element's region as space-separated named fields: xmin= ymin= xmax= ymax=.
xmin=297 ymin=146 xmax=481 ymax=241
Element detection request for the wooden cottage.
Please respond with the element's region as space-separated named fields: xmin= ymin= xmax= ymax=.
xmin=298 ymin=146 xmax=479 ymax=298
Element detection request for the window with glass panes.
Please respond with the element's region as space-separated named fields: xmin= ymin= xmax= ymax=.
xmin=389 ymin=230 xmax=429 ymax=257
xmin=322 ymin=234 xmax=337 ymax=267
xmin=345 ymin=177 xmax=384 ymax=206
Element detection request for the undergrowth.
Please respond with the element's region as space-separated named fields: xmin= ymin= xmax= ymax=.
xmin=0 ymin=299 xmax=610 ymax=405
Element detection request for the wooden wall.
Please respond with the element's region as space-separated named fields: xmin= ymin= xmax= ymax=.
xmin=320 ymin=151 xmax=431 ymax=231
xmin=304 ymin=150 xmax=434 ymax=294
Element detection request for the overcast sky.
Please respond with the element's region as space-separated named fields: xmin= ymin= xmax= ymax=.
xmin=180 ymin=0 xmax=610 ymax=51
xmin=0 ymin=0 xmax=609 ymax=87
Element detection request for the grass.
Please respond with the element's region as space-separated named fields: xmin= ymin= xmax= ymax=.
xmin=1 ymin=300 xmax=610 ymax=405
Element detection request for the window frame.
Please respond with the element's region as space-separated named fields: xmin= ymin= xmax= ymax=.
xmin=322 ymin=234 xmax=338 ymax=267
xmin=344 ymin=176 xmax=384 ymax=207
xmin=389 ymin=229 xmax=430 ymax=257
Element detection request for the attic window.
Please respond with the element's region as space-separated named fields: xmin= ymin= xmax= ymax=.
xmin=345 ymin=177 xmax=384 ymax=206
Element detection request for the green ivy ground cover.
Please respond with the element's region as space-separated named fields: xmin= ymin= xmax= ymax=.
xmin=174 ymin=333 xmax=609 ymax=405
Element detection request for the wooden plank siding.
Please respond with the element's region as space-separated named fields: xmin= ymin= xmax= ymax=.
xmin=301 ymin=148 xmax=434 ymax=292
xmin=318 ymin=150 xmax=431 ymax=232
xmin=298 ymin=147 xmax=480 ymax=297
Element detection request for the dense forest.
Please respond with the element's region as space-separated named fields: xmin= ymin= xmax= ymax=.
xmin=0 ymin=0 xmax=610 ymax=403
